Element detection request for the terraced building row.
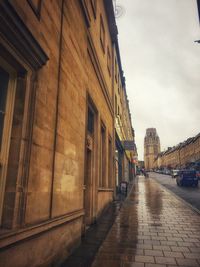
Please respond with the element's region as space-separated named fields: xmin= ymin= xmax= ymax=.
xmin=153 ymin=133 xmax=200 ymax=169
xmin=0 ymin=1 xmax=136 ymax=266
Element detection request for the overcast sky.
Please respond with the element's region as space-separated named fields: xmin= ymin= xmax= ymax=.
xmin=116 ymin=0 xmax=200 ymax=160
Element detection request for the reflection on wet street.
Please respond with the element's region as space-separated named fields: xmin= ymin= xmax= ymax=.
xmin=150 ymin=172 xmax=200 ymax=212
xmin=91 ymin=177 xmax=200 ymax=267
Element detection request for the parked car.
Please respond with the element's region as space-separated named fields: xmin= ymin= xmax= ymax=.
xmin=196 ymin=171 xmax=200 ymax=180
xmin=165 ymin=169 xmax=171 ymax=175
xmin=176 ymin=170 xmax=198 ymax=187
xmin=171 ymin=169 xmax=179 ymax=178
xmin=162 ymin=168 xmax=171 ymax=175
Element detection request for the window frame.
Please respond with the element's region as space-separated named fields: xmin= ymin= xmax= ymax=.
xmin=115 ymin=95 xmax=117 ymax=116
xmin=100 ymin=15 xmax=105 ymax=53
xmin=107 ymin=46 xmax=111 ymax=76
xmin=99 ymin=121 xmax=106 ymax=188
xmin=0 ymin=58 xmax=17 ymax=225
xmin=108 ymin=135 xmax=113 ymax=188
xmin=27 ymin=0 xmax=42 ymax=20
xmin=90 ymin=0 xmax=97 ymax=18
xmin=87 ymin=105 xmax=95 ymax=136
xmin=115 ymin=58 xmax=117 ymax=82
xmin=118 ymin=74 xmax=120 ymax=93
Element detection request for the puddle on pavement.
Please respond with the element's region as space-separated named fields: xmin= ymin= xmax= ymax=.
xmin=93 ymin=177 xmax=165 ymax=260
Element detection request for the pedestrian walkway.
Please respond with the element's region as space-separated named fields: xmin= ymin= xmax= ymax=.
xmin=91 ymin=177 xmax=200 ymax=267
xmin=61 ymin=193 xmax=126 ymax=267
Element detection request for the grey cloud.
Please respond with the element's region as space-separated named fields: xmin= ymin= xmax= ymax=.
xmin=117 ymin=0 xmax=200 ymax=159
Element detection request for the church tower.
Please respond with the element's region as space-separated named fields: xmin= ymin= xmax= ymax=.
xmin=144 ymin=128 xmax=160 ymax=170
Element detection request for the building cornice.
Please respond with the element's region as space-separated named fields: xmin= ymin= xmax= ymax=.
xmin=0 ymin=1 xmax=49 ymax=70
xmin=103 ymin=0 xmax=124 ymax=85
xmin=104 ymin=0 xmax=135 ymax=139
xmin=158 ymin=132 xmax=200 ymax=157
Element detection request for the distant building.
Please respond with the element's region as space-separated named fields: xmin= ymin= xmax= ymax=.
xmin=144 ymin=128 xmax=161 ymax=170
xmin=153 ymin=133 xmax=200 ymax=169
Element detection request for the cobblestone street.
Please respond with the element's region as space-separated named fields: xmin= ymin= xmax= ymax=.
xmin=91 ymin=177 xmax=200 ymax=267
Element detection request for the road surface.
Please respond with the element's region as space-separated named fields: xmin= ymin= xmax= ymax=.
xmin=149 ymin=172 xmax=200 ymax=212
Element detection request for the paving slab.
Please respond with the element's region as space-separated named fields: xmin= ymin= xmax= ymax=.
xmin=61 ymin=193 xmax=127 ymax=267
xmin=91 ymin=177 xmax=200 ymax=267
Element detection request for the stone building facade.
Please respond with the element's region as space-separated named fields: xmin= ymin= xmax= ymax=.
xmin=144 ymin=128 xmax=160 ymax=170
xmin=121 ymin=89 xmax=137 ymax=180
xmin=114 ymin=73 xmax=136 ymax=188
xmin=0 ymin=0 xmax=135 ymax=266
xmin=112 ymin=27 xmax=137 ymax=190
xmin=153 ymin=133 xmax=200 ymax=169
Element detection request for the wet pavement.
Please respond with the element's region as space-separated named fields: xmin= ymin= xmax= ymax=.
xmin=150 ymin=172 xmax=200 ymax=212
xmin=91 ymin=177 xmax=200 ymax=267
xmin=61 ymin=193 xmax=126 ymax=267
